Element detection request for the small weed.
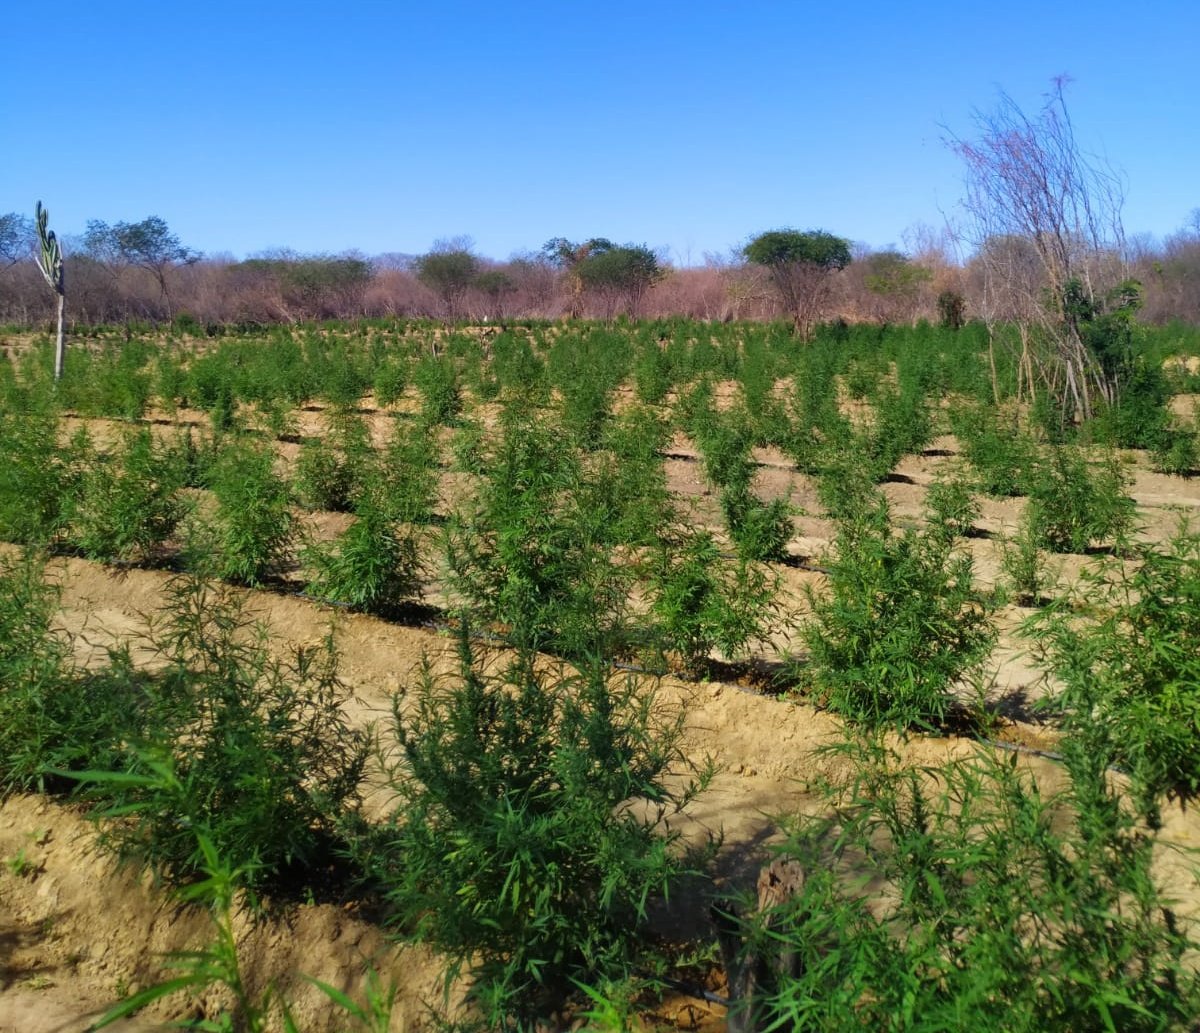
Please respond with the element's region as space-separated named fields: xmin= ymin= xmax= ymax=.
xmin=4 ymin=848 xmax=36 ymax=878
xmin=21 ymin=975 xmax=53 ymax=991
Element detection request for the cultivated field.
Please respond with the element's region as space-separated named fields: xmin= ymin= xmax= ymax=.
xmin=2 ymin=317 xmax=1200 ymax=1031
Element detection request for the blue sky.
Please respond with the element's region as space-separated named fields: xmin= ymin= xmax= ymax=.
xmin=4 ymin=1 xmax=1196 ymax=264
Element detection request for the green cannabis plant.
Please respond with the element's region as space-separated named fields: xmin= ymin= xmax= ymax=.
xmin=1027 ymin=446 xmax=1135 ymax=554
xmin=368 ymin=637 xmax=714 ymax=1028
xmin=799 ymin=490 xmax=994 ymax=729
xmin=67 ymin=429 xmax=188 ymax=564
xmin=726 ymin=734 xmax=1200 ymax=1031
xmin=447 ymin=409 xmax=634 ymax=658
xmin=1028 ymin=525 xmax=1200 ymax=820
xmin=193 ymin=442 xmax=295 ymax=586
xmin=648 ymin=528 xmax=778 ymax=675
xmin=74 ymin=575 xmax=369 ymax=892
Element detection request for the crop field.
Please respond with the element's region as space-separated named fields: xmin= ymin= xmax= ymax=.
xmin=3 ymin=316 xmax=1200 ymax=1031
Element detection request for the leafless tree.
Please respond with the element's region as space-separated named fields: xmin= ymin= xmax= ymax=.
xmin=950 ymin=78 xmax=1128 ymax=415
xmin=0 ymin=213 xmax=35 ymax=268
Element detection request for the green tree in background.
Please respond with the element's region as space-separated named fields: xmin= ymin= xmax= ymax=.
xmin=575 ymin=243 xmax=663 ymax=318
xmin=414 ymin=242 xmax=480 ymax=319
xmin=744 ymin=228 xmax=851 ymax=338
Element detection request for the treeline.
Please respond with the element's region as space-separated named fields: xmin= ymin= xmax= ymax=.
xmin=2 ymin=211 xmax=1200 ymax=329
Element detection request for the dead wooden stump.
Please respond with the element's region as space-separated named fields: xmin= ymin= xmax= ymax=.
xmin=713 ymin=857 xmax=808 ymax=1033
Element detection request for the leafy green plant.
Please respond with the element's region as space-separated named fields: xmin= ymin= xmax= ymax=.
xmin=72 ymin=575 xmax=369 ymax=892
xmin=0 ymin=551 xmax=65 ymax=787
xmin=695 ymin=415 xmax=753 ymax=490
xmin=372 ymin=356 xmax=409 ymax=407
xmin=447 ymin=409 xmax=634 ymax=658
xmin=450 ymin=416 xmax=488 ymax=475
xmin=559 ymin=374 xmax=614 ymax=451
xmin=293 ymin=413 xmax=375 ymax=513
xmin=633 ymin=338 xmax=673 ymax=404
xmin=813 ymin=440 xmax=879 ymax=522
xmin=1151 ymin=426 xmax=1198 ymax=476
xmin=87 ymin=811 xmax=291 ymax=1033
xmin=719 ymin=484 xmax=793 ymax=563
xmin=725 ymin=733 xmax=1200 ymax=1031
xmin=320 ymin=342 xmax=370 ymax=409
xmin=951 ymin=404 xmax=1041 ymax=497
xmin=648 ymin=529 xmax=778 ymax=675
xmin=194 ymin=442 xmax=294 ymax=586
xmin=305 ymin=494 xmax=423 ymax=615
xmin=798 ymin=490 xmax=995 ymax=729
xmin=1027 ymin=446 xmax=1135 ymax=554
xmin=1028 ymin=526 xmax=1200 ymax=821
xmin=378 ymin=416 xmax=440 ymax=524
xmin=4 ymin=848 xmax=35 ymax=879
xmin=89 ymin=816 xmax=399 ymax=1033
xmin=413 ymin=352 xmax=462 ymax=425
xmin=87 ymin=345 xmax=154 ymax=421
xmin=491 ymin=333 xmax=548 ymax=401
xmin=294 ymin=438 xmax=355 ymax=513
xmin=1089 ymin=361 xmax=1172 ymax=450
xmin=0 ymin=551 xmax=154 ymax=795
xmin=1000 ymin=508 xmax=1058 ymax=606
xmin=923 ymin=474 xmax=980 ymax=545
xmin=693 ymin=411 xmax=793 ymax=562
xmin=588 ymin=405 xmax=673 ymax=549
xmin=367 ymin=636 xmax=714 ymax=1029
xmin=67 ymin=429 xmax=188 ymax=563
xmin=0 ymin=407 xmax=78 ymax=545
xmin=860 ymin=382 xmax=932 ymax=481
xmin=154 ymin=347 xmax=187 ymax=407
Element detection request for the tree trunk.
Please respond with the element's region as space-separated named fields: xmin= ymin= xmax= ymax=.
xmin=53 ymin=292 xmax=66 ymax=382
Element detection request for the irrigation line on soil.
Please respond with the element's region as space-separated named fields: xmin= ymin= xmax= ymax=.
xmin=644 ymin=973 xmax=731 ymax=1008
xmin=295 ymin=589 xmax=1084 ymax=770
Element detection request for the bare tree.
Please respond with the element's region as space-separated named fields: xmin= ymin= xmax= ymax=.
xmin=950 ymin=79 xmax=1130 ymax=415
xmin=0 ymin=213 xmax=35 ymax=267
xmin=84 ymin=216 xmax=201 ymax=318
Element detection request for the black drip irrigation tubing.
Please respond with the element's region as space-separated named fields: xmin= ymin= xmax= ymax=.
xmin=642 ymin=972 xmax=730 ymax=1008
xmin=293 ymin=588 xmax=1086 ymax=767
xmin=291 ymin=588 xmax=775 ymax=688
xmin=660 ymin=450 xmax=799 ymax=474
xmin=150 ymin=580 xmax=1089 ymax=767
xmin=976 ymin=737 xmax=1067 ymax=766
xmin=716 ymin=550 xmax=833 ymax=575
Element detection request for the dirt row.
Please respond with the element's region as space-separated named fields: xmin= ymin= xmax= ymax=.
xmin=6 ymin=546 xmax=1200 ymax=1031
xmin=6 ymin=393 xmax=1200 ymax=1029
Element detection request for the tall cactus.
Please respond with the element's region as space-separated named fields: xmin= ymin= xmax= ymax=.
xmin=35 ymin=201 xmax=66 ymax=381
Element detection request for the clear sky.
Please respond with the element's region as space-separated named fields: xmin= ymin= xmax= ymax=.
xmin=3 ymin=0 xmax=1196 ymax=264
